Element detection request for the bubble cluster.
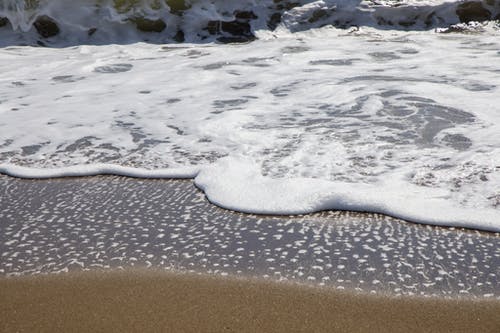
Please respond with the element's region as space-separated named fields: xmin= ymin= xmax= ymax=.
xmin=1 ymin=176 xmax=498 ymax=299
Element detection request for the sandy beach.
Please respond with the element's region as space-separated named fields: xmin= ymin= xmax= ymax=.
xmin=2 ymin=269 xmax=500 ymax=333
xmin=1 ymin=175 xmax=499 ymax=332
xmin=2 ymin=176 xmax=499 ymax=298
xmin=2 ymin=1 xmax=500 ymax=331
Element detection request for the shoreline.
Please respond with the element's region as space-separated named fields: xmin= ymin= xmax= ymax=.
xmin=1 ymin=176 xmax=500 ymax=331
xmin=2 ymin=173 xmax=499 ymax=237
xmin=1 ymin=166 xmax=498 ymax=234
xmin=2 ymin=269 xmax=500 ymax=332
xmin=1 ymin=175 xmax=499 ymax=299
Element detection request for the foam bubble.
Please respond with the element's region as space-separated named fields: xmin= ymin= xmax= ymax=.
xmin=0 ymin=9 xmax=499 ymax=232
xmin=0 ymin=0 xmax=499 ymax=45
xmin=0 ymin=163 xmax=198 ymax=179
xmin=194 ymin=157 xmax=500 ymax=232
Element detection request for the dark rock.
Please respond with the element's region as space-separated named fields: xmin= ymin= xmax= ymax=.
xmin=221 ymin=20 xmax=252 ymax=36
xmin=308 ymin=9 xmax=329 ymax=23
xmin=234 ymin=11 xmax=258 ymax=20
xmin=376 ymin=17 xmax=394 ymax=26
xmin=0 ymin=17 xmax=9 ymax=27
xmin=398 ymin=21 xmax=415 ymax=27
xmin=33 ymin=15 xmax=60 ymax=38
xmin=274 ymin=0 xmax=301 ymax=11
xmin=167 ymin=0 xmax=189 ymax=14
xmin=424 ymin=12 xmax=436 ymax=27
xmin=456 ymin=2 xmax=491 ymax=22
xmin=207 ymin=20 xmax=253 ymax=36
xmin=398 ymin=19 xmax=416 ymax=27
xmin=216 ymin=36 xmax=256 ymax=44
xmin=331 ymin=19 xmax=353 ymax=29
xmin=204 ymin=9 xmax=257 ymax=42
xmin=134 ymin=18 xmax=166 ymax=33
xmin=206 ymin=21 xmax=220 ymax=35
xmin=268 ymin=13 xmax=282 ymax=30
xmin=88 ymin=28 xmax=97 ymax=36
xmin=173 ymin=30 xmax=185 ymax=43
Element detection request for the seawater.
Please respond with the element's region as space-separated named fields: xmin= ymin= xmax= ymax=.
xmin=0 ymin=0 xmax=499 ymax=231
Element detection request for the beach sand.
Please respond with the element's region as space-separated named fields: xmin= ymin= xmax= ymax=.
xmin=2 ymin=175 xmax=499 ymax=298
xmin=1 ymin=269 xmax=500 ymax=333
xmin=1 ymin=175 xmax=499 ymax=332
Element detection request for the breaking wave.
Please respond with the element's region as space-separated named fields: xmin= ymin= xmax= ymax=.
xmin=1 ymin=1 xmax=499 ymax=233
xmin=0 ymin=0 xmax=499 ymax=45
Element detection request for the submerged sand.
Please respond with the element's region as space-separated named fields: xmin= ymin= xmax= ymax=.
xmin=1 ymin=176 xmax=499 ymax=331
xmin=1 ymin=269 xmax=500 ymax=333
xmin=2 ymin=175 xmax=499 ymax=298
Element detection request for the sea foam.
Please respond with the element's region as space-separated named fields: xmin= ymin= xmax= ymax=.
xmin=0 ymin=1 xmax=499 ymax=232
xmin=1 ymin=156 xmax=499 ymax=232
xmin=0 ymin=0 xmax=499 ymax=45
xmin=196 ymin=157 xmax=500 ymax=232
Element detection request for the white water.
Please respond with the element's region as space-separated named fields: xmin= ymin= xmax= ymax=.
xmin=0 ymin=1 xmax=499 ymax=232
xmin=0 ymin=0 xmax=499 ymax=45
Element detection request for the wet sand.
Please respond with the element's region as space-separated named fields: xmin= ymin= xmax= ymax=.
xmin=1 ymin=175 xmax=499 ymax=298
xmin=1 ymin=175 xmax=500 ymax=332
xmin=1 ymin=269 xmax=500 ymax=333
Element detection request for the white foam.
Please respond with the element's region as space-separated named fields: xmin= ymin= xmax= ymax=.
xmin=0 ymin=163 xmax=198 ymax=179
xmin=195 ymin=157 xmax=500 ymax=232
xmin=0 ymin=15 xmax=499 ymax=232
xmin=0 ymin=0 xmax=498 ymax=45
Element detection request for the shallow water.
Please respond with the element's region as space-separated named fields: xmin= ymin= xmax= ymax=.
xmin=0 ymin=1 xmax=499 ymax=45
xmin=1 ymin=27 xmax=499 ymax=230
xmin=0 ymin=0 xmax=499 ymax=230
xmin=1 ymin=176 xmax=499 ymax=299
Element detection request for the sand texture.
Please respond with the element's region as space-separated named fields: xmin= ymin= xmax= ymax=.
xmin=2 ymin=176 xmax=499 ymax=299
xmin=1 ymin=270 xmax=500 ymax=333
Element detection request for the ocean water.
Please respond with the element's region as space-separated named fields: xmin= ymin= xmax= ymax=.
xmin=2 ymin=176 xmax=499 ymax=298
xmin=0 ymin=0 xmax=499 ymax=231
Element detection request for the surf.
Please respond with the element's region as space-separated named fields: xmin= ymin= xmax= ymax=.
xmin=0 ymin=0 xmax=498 ymax=45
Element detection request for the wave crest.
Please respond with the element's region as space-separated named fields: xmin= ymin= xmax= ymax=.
xmin=0 ymin=0 xmax=498 ymax=45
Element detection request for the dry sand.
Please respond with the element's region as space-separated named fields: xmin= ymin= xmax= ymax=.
xmin=1 ymin=269 xmax=500 ymax=333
